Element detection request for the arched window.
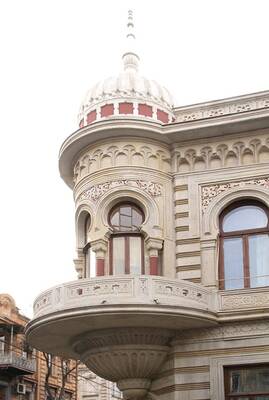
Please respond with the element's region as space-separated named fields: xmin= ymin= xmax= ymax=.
xmin=219 ymin=200 xmax=269 ymax=290
xmin=109 ymin=203 xmax=144 ymax=275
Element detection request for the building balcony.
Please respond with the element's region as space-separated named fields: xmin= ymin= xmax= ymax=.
xmin=28 ymin=275 xmax=217 ymax=353
xmin=26 ymin=275 xmax=216 ymax=399
xmin=0 ymin=351 xmax=36 ymax=375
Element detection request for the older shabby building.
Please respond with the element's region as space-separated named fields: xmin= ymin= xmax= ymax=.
xmin=26 ymin=11 xmax=269 ymax=400
xmin=0 ymin=294 xmax=77 ymax=400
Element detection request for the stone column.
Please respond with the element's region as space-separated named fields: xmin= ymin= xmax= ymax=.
xmin=146 ymin=238 xmax=163 ymax=276
xmin=73 ymin=249 xmax=84 ymax=279
xmin=91 ymin=239 xmax=108 ymax=276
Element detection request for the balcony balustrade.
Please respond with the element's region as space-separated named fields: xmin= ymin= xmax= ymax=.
xmin=0 ymin=351 xmax=36 ymax=374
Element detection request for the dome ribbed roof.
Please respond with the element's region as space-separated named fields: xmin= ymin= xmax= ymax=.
xmin=78 ymin=11 xmax=174 ymax=127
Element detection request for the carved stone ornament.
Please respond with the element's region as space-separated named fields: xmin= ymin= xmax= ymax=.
xmin=221 ymin=292 xmax=269 ymax=310
xmin=73 ymin=143 xmax=171 ymax=185
xmin=173 ymin=320 xmax=269 ymax=342
xmin=72 ymin=327 xmax=174 ymax=399
xmin=201 ymin=177 xmax=269 ymax=212
xmin=175 ymin=94 xmax=269 ymax=123
xmin=175 ymin=136 xmax=269 ymax=173
xmin=78 ymin=180 xmax=162 ymax=202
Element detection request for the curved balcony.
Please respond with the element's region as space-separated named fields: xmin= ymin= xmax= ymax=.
xmin=26 ymin=275 xmax=217 ymax=356
xmin=26 ymin=275 xmax=217 ymax=399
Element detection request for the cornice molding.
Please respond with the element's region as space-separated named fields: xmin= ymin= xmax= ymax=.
xmin=174 ymin=90 xmax=269 ymax=123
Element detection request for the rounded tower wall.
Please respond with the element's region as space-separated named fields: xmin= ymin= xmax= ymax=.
xmin=72 ymin=137 xmax=175 ymax=280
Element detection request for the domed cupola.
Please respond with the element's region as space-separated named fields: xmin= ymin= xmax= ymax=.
xmin=78 ymin=10 xmax=174 ymax=128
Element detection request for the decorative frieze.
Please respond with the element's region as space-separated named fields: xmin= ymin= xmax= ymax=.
xmin=173 ymin=320 xmax=269 ymax=342
xmin=221 ymin=290 xmax=269 ymax=311
xmin=78 ymin=179 xmax=162 ymax=203
xmin=175 ymin=94 xmax=269 ymax=123
xmin=174 ymin=136 xmax=269 ymax=173
xmin=68 ymin=279 xmax=133 ymax=298
xmin=201 ymin=176 xmax=269 ymax=212
xmin=34 ymin=291 xmax=53 ymax=313
xmin=153 ymin=278 xmax=208 ymax=305
xmin=74 ymin=142 xmax=171 ymax=184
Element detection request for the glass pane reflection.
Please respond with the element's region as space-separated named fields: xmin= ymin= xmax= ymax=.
xmin=223 ymin=237 xmax=244 ymax=289
xmin=113 ymin=237 xmax=125 ymax=275
xmin=249 ymin=234 xmax=269 ymax=288
xmin=129 ymin=237 xmax=141 ymax=275
xmin=228 ymin=366 xmax=269 ymax=395
xmin=223 ymin=206 xmax=268 ymax=232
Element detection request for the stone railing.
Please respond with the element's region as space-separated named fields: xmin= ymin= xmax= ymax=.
xmin=33 ymin=275 xmax=215 ymax=318
xmin=33 ymin=275 xmax=269 ymax=320
xmin=0 ymin=351 xmax=36 ymax=372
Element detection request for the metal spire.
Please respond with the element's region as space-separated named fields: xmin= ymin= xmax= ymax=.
xmin=122 ymin=9 xmax=140 ymax=72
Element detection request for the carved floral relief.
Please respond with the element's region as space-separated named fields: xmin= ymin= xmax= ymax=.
xmin=78 ymin=179 xmax=162 ymax=203
xmin=201 ymin=177 xmax=269 ymax=212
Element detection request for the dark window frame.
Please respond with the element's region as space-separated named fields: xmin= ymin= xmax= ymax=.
xmin=224 ymin=364 xmax=269 ymax=399
xmin=108 ymin=203 xmax=145 ymax=275
xmin=219 ymin=200 xmax=269 ymax=290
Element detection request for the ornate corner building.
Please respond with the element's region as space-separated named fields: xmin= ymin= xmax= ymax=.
xmin=26 ymin=11 xmax=269 ymax=400
xmin=0 ymin=294 xmax=77 ymax=400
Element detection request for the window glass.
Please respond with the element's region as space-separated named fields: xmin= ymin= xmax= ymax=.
xmin=223 ymin=237 xmax=244 ymax=289
xmin=120 ymin=215 xmax=132 ymax=228
xmin=226 ymin=366 xmax=269 ymax=397
xmin=223 ymin=205 xmax=268 ymax=232
xmin=121 ymin=206 xmax=131 ymax=216
xmin=110 ymin=204 xmax=144 ymax=232
xmin=110 ymin=204 xmax=144 ymax=275
xmin=249 ymin=234 xmax=269 ymax=288
xmin=112 ymin=237 xmax=125 ymax=275
xmin=132 ymin=209 xmax=143 ymax=227
xmin=110 ymin=212 xmax=119 ymax=227
xmin=129 ymin=237 xmax=142 ymax=275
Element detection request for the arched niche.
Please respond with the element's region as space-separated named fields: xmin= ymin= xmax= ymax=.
xmin=202 ymin=186 xmax=269 ymax=237
xmin=75 ymin=204 xmax=94 ymax=248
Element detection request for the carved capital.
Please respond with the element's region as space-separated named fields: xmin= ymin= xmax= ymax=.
xmin=73 ymin=257 xmax=84 ymax=279
xmin=145 ymin=237 xmax=163 ymax=256
xmin=91 ymin=239 xmax=108 ymax=258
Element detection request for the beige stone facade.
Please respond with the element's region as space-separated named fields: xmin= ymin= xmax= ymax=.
xmin=26 ymin=11 xmax=269 ymax=400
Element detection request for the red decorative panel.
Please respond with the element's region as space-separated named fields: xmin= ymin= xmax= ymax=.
xmin=119 ymin=102 xmax=134 ymax=114
xmin=96 ymin=258 xmax=105 ymax=276
xmin=87 ymin=110 xmax=97 ymax=124
xmin=149 ymin=256 xmax=159 ymax=275
xmin=79 ymin=119 xmax=84 ymax=129
xmin=101 ymin=104 xmax=114 ymax=117
xmin=157 ymin=109 xmax=169 ymax=123
xmin=138 ymin=104 xmax=153 ymax=117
